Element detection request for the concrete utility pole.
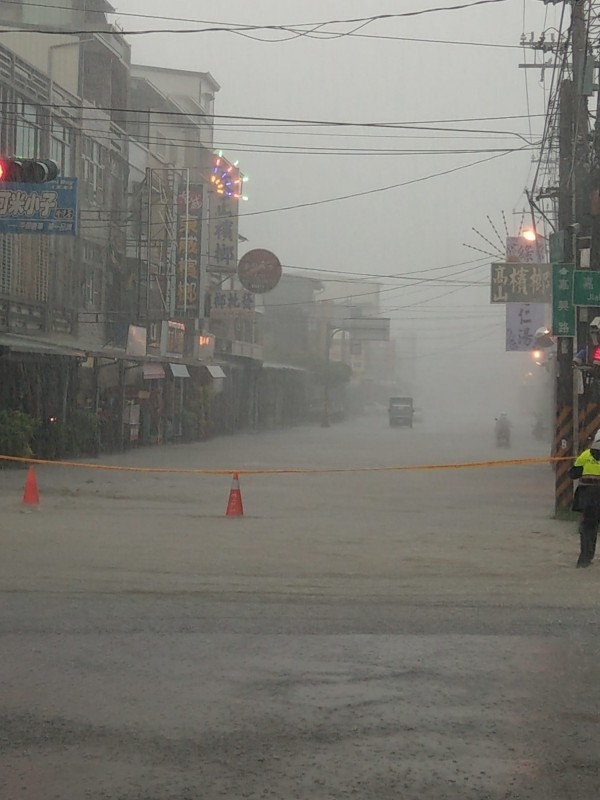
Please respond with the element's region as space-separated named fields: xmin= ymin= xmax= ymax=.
xmin=554 ymin=0 xmax=590 ymax=514
xmin=572 ymin=0 xmax=600 ymax=457
xmin=555 ymin=75 xmax=575 ymax=514
xmin=589 ymin=0 xmax=600 ymax=266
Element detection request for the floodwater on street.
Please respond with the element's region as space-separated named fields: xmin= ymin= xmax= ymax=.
xmin=1 ymin=413 xmax=600 ymax=799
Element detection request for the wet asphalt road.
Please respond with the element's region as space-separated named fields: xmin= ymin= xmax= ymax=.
xmin=1 ymin=414 xmax=600 ymax=799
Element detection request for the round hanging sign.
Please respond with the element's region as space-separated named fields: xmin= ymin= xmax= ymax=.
xmin=237 ymin=249 xmax=282 ymax=294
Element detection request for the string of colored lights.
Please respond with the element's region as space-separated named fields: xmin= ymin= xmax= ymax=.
xmin=210 ymin=153 xmax=247 ymax=200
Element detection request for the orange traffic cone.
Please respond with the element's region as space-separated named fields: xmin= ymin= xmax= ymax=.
xmin=226 ymin=472 xmax=244 ymax=517
xmin=22 ymin=466 xmax=39 ymax=506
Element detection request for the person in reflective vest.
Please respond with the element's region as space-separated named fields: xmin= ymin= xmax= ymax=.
xmin=570 ymin=431 xmax=600 ymax=568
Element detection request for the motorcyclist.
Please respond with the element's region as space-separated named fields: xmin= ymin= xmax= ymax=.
xmin=570 ymin=431 xmax=600 ymax=568
xmin=494 ymin=413 xmax=511 ymax=447
xmin=532 ymin=413 xmax=546 ymax=440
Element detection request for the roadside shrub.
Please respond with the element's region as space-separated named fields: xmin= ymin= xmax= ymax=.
xmin=182 ymin=384 xmax=214 ymax=442
xmin=67 ymin=409 xmax=100 ymax=456
xmin=33 ymin=419 xmax=69 ymax=460
xmin=0 ymin=410 xmax=38 ymax=466
xmin=34 ymin=409 xmax=100 ymax=459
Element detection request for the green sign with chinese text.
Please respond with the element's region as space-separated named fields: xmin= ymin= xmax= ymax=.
xmin=573 ymin=270 xmax=600 ymax=306
xmin=552 ymin=263 xmax=575 ymax=337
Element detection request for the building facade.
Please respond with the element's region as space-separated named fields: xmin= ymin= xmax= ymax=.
xmin=0 ymin=1 xmax=351 ymax=457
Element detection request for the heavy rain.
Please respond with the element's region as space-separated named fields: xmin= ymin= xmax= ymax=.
xmin=1 ymin=2 xmax=598 ymax=799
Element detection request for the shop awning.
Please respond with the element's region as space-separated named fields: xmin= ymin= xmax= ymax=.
xmin=261 ymin=361 xmax=306 ymax=373
xmin=170 ymin=363 xmax=190 ymax=379
xmin=0 ymin=332 xmax=85 ymax=358
xmin=142 ymin=363 xmax=166 ymax=380
xmin=206 ymin=365 xmax=226 ymax=379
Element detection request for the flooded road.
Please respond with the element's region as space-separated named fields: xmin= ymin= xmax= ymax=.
xmin=1 ymin=415 xmax=599 ymax=798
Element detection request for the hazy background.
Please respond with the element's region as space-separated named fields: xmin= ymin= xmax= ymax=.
xmin=113 ymin=0 xmax=557 ymax=426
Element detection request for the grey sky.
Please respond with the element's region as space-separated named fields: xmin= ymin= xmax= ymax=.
xmin=116 ymin=0 xmax=557 ymax=414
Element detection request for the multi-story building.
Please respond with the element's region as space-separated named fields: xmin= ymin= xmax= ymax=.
xmin=0 ymin=1 xmax=319 ymax=450
xmin=0 ymin=2 xmax=132 ymax=443
xmin=125 ymin=66 xmax=219 ymax=340
xmin=0 ymin=1 xmax=130 ymax=351
xmin=124 ymin=66 xmax=267 ymax=436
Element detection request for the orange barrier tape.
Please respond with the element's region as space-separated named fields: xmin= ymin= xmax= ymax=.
xmin=0 ymin=453 xmax=573 ymax=475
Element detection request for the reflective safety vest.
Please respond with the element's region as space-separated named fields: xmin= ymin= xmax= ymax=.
xmin=574 ymin=449 xmax=600 ymax=480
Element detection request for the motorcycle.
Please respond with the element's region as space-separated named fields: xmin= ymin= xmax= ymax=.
xmin=532 ymin=418 xmax=546 ymax=441
xmin=495 ymin=418 xmax=511 ymax=448
xmin=496 ymin=428 xmax=510 ymax=447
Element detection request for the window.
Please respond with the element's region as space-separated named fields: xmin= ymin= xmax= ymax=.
xmin=0 ymin=86 xmax=10 ymax=153
xmin=82 ymin=268 xmax=102 ymax=309
xmin=50 ymin=120 xmax=75 ymax=177
xmin=81 ymin=136 xmax=105 ymax=205
xmin=0 ymin=234 xmax=17 ymax=295
xmin=14 ymin=98 xmax=39 ymax=158
xmin=166 ymin=321 xmax=185 ymax=355
xmin=81 ymin=241 xmax=104 ymax=309
xmin=84 ymin=272 xmax=94 ymax=306
xmin=12 ymin=236 xmax=48 ymax=303
xmin=35 ymin=237 xmax=49 ymax=303
xmin=107 ymin=150 xmax=127 ymax=208
xmin=8 ymin=233 xmax=50 ymax=303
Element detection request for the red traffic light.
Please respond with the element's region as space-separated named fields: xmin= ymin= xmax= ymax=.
xmin=0 ymin=158 xmax=59 ymax=183
xmin=0 ymin=160 xmax=14 ymax=180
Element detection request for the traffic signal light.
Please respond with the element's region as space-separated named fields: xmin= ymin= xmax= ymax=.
xmin=0 ymin=158 xmax=59 ymax=183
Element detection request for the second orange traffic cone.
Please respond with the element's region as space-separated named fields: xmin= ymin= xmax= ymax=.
xmin=225 ymin=472 xmax=244 ymax=517
xmin=22 ymin=466 xmax=40 ymax=506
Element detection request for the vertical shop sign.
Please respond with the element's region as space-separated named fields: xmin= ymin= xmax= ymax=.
xmin=505 ymin=303 xmax=546 ymax=351
xmin=208 ymin=154 xmax=241 ymax=274
xmin=175 ymin=184 xmax=203 ymax=314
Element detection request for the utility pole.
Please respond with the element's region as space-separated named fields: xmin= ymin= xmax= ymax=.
xmin=579 ymin=0 xmax=600 ymax=451
xmin=572 ymin=0 xmax=598 ymax=455
xmin=555 ymin=75 xmax=575 ymax=514
xmin=554 ymin=1 xmax=589 ymax=513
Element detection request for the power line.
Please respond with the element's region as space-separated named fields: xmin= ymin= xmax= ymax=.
xmin=385 ymin=279 xmax=487 ymax=311
xmin=231 ymin=263 xmax=490 ymax=309
xmin=74 ymin=148 xmax=530 ymax=229
xmin=0 ymin=0 xmax=513 ymax=38
xmin=10 ymin=123 xmax=541 ymax=157
xmin=3 ymin=0 xmax=520 ymax=50
xmin=83 ymin=260 xmax=490 ymax=315
xmin=234 ymin=148 xmax=531 ymax=219
xmin=7 ymin=114 xmax=541 ymax=155
xmin=521 ymin=0 xmax=534 ymax=145
xmin=282 ymin=257 xmax=489 ymax=282
xmin=529 ymin=1 xmax=569 ymax=200
xmin=0 ymin=0 xmax=524 ymax=48
xmin=80 ymin=151 xmax=519 ymax=228
xmin=4 ymin=100 xmax=548 ymax=138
